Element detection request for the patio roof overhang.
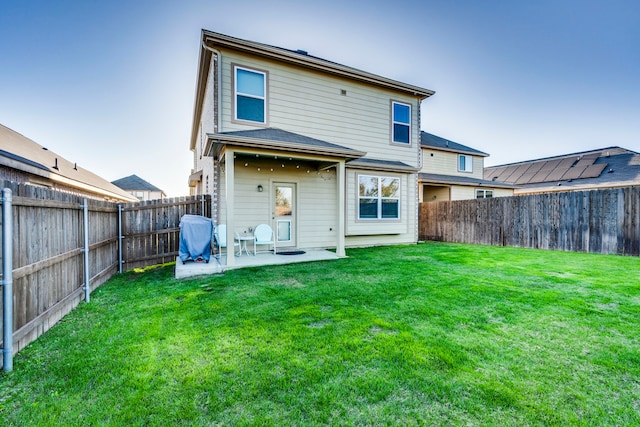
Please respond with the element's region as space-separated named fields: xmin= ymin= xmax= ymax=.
xmin=347 ymin=158 xmax=419 ymax=173
xmin=205 ymin=128 xmax=366 ymax=163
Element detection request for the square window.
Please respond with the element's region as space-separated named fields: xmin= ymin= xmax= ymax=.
xmin=392 ymin=101 xmax=411 ymax=144
xmin=234 ymin=66 xmax=266 ymax=123
xmin=358 ymin=175 xmax=400 ymax=220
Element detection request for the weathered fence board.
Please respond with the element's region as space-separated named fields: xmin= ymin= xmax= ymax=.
xmin=120 ymin=196 xmax=210 ymax=270
xmin=1 ymin=180 xmax=211 ymax=365
xmin=419 ymin=186 xmax=640 ymax=256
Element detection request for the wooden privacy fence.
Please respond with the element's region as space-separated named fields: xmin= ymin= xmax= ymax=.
xmin=119 ymin=196 xmax=211 ymax=270
xmin=0 ymin=181 xmax=210 ymax=368
xmin=419 ymin=186 xmax=640 ymax=256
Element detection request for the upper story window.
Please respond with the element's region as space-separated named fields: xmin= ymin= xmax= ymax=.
xmin=458 ymin=154 xmax=472 ymax=172
xmin=358 ymin=174 xmax=400 ymax=220
xmin=476 ymin=189 xmax=493 ymax=199
xmin=391 ymin=101 xmax=411 ymax=144
xmin=234 ymin=65 xmax=267 ymax=124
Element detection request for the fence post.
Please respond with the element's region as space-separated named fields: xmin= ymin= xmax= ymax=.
xmin=201 ymin=194 xmax=205 ymax=216
xmin=118 ymin=204 xmax=123 ymax=273
xmin=82 ymin=199 xmax=90 ymax=303
xmin=2 ymin=188 xmax=13 ymax=372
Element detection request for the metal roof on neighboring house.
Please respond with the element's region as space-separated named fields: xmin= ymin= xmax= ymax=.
xmin=112 ymin=174 xmax=165 ymax=193
xmin=484 ymin=146 xmax=640 ymax=193
xmin=0 ymin=123 xmax=138 ymax=202
xmin=420 ymin=131 xmax=489 ymax=157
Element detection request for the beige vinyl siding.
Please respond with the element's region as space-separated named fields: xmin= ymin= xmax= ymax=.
xmin=422 ymin=185 xmax=450 ymax=202
xmin=193 ymin=61 xmax=216 ymax=196
xmin=450 ymin=186 xmax=477 ymax=201
xmin=217 ymin=158 xmax=339 ymax=249
xmin=219 ymin=51 xmax=421 ymax=167
xmin=345 ymin=169 xmax=417 ymax=243
xmin=421 ymin=149 xmax=484 ymax=180
xmin=491 ymin=188 xmax=515 ymax=198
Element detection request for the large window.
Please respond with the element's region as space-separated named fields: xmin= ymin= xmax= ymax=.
xmin=391 ymin=101 xmax=411 ymax=144
xmin=459 ymin=154 xmax=472 ymax=172
xmin=358 ymin=175 xmax=400 ymax=220
xmin=234 ymin=65 xmax=266 ymax=123
xmin=476 ymin=189 xmax=493 ymax=199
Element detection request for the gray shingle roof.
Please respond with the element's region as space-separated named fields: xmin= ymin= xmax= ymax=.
xmin=112 ymin=174 xmax=164 ymax=192
xmin=219 ymin=128 xmax=352 ymax=152
xmin=420 ymin=131 xmax=489 ymax=157
xmin=419 ymin=173 xmax=518 ymax=188
xmin=347 ymin=157 xmax=417 ymax=172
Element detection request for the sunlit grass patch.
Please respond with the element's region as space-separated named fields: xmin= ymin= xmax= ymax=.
xmin=1 ymin=242 xmax=639 ymax=426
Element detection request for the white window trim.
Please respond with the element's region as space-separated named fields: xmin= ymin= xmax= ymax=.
xmin=459 ymin=154 xmax=473 ymax=173
xmin=391 ymin=100 xmax=411 ymax=145
xmin=232 ymin=64 xmax=268 ymax=125
xmin=357 ymin=174 xmax=401 ymax=220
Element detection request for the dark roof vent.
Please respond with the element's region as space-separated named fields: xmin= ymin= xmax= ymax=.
xmin=52 ymin=158 xmax=59 ymax=170
xmin=608 ymin=168 xmax=614 ymax=173
xmin=296 ymin=49 xmax=308 ymax=55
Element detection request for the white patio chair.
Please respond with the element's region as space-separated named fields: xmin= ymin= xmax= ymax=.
xmin=214 ymin=224 xmax=240 ymax=256
xmin=253 ymin=224 xmax=276 ymax=254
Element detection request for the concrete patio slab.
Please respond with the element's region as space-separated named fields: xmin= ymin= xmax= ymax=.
xmin=175 ymin=249 xmax=341 ymax=279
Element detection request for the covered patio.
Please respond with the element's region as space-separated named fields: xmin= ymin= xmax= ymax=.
xmin=174 ymin=248 xmax=342 ymax=279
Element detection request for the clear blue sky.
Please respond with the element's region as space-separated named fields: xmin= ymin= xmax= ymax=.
xmin=1 ymin=0 xmax=639 ymax=196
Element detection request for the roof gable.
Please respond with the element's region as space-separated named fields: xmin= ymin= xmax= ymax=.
xmin=0 ymin=124 xmax=137 ymax=201
xmin=112 ymin=174 xmax=164 ymax=193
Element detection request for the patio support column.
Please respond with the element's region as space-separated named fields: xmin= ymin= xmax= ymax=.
xmin=336 ymin=160 xmax=346 ymax=257
xmin=225 ymin=149 xmax=236 ymax=265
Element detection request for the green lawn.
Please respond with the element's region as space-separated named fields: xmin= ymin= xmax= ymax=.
xmin=1 ymin=242 xmax=639 ymax=426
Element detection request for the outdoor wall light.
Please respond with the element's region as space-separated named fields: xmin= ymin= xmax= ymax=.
xmin=257 ymin=185 xmax=264 ymax=192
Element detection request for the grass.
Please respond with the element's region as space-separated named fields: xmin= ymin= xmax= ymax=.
xmin=1 ymin=242 xmax=639 ymax=426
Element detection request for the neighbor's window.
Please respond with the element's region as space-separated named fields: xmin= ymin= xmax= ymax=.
xmin=234 ymin=65 xmax=266 ymax=123
xmin=476 ymin=189 xmax=493 ymax=199
xmin=459 ymin=154 xmax=472 ymax=172
xmin=392 ymin=101 xmax=411 ymax=144
xmin=358 ymin=175 xmax=400 ymax=220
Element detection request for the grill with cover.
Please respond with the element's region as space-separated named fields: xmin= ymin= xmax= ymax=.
xmin=178 ymin=214 xmax=213 ymax=263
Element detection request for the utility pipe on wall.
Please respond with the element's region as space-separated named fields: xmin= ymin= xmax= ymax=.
xmin=2 ymin=188 xmax=13 ymax=372
xmin=82 ymin=199 xmax=90 ymax=303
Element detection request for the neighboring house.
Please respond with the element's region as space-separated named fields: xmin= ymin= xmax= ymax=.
xmin=189 ymin=30 xmax=435 ymax=264
xmin=484 ymin=146 xmax=640 ymax=194
xmin=0 ymin=123 xmax=137 ymax=202
xmin=419 ymin=131 xmax=516 ymax=201
xmin=112 ymin=174 xmax=167 ymax=201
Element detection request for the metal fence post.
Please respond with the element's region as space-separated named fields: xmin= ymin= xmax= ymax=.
xmin=82 ymin=199 xmax=90 ymax=303
xmin=118 ymin=204 xmax=123 ymax=273
xmin=2 ymin=188 xmax=13 ymax=372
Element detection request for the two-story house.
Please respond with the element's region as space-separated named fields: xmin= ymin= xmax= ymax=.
xmin=189 ymin=30 xmax=434 ymax=265
xmin=419 ymin=131 xmax=516 ymax=201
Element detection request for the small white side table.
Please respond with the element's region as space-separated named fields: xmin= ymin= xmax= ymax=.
xmin=236 ymin=234 xmax=254 ymax=256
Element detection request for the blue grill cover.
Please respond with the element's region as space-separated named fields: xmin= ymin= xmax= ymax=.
xmin=179 ymin=215 xmax=213 ymax=262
